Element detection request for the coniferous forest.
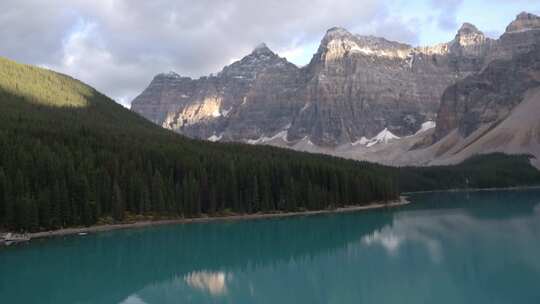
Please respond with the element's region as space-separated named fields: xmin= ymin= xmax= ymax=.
xmin=1 ymin=56 xmax=539 ymax=232
xmin=0 ymin=57 xmax=399 ymax=232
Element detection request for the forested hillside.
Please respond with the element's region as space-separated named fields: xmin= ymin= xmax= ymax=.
xmin=0 ymin=57 xmax=398 ymax=232
xmin=1 ymin=57 xmax=539 ymax=233
xmin=399 ymin=154 xmax=540 ymax=193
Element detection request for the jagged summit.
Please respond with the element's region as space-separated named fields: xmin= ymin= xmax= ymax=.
xmin=506 ymin=11 xmax=540 ymax=33
xmin=517 ymin=11 xmax=539 ymax=20
xmin=326 ymin=26 xmax=351 ymax=34
xmin=316 ymin=26 xmax=411 ymax=61
xmin=323 ymin=27 xmax=354 ymax=40
xmin=458 ymin=23 xmax=482 ymax=35
xmin=252 ymin=43 xmax=274 ymax=54
xmin=354 ymin=35 xmax=411 ymax=50
xmin=133 ymin=12 xmax=540 ymax=149
xmin=450 ymin=21 xmax=491 ymax=56
xmin=155 ymin=71 xmax=184 ymax=80
xmin=218 ymin=41 xmax=296 ymax=80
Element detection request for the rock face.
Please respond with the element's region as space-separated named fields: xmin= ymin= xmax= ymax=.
xmin=131 ymin=44 xmax=302 ymax=141
xmin=131 ymin=12 xmax=539 ymax=150
xmin=288 ymin=25 xmax=496 ymax=145
xmin=435 ymin=13 xmax=540 ymax=141
xmin=506 ymin=12 xmax=540 ymax=33
xmin=435 ymin=46 xmax=540 ymax=141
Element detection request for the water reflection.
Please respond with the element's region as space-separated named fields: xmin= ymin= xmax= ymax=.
xmin=184 ymin=271 xmax=230 ymax=295
xmin=120 ymin=295 xmax=147 ymax=304
xmin=362 ymin=229 xmax=403 ymax=255
xmin=1 ymin=189 xmax=540 ymax=304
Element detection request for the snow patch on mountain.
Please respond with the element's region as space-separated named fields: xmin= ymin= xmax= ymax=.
xmin=221 ymin=107 xmax=232 ymax=117
xmin=352 ymin=137 xmax=369 ymax=146
xmin=247 ymin=130 xmax=289 ymax=145
xmin=416 ymin=121 xmax=436 ymax=135
xmin=208 ymin=133 xmax=223 ymax=142
xmin=366 ymin=128 xmax=400 ymax=147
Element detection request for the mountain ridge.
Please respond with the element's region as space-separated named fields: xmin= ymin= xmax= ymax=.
xmin=131 ymin=12 xmax=540 ymax=166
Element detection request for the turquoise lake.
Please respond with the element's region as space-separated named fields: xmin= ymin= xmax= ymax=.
xmin=1 ymin=189 xmax=540 ymax=303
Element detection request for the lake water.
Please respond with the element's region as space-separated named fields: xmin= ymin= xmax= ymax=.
xmin=1 ymin=189 xmax=540 ymax=303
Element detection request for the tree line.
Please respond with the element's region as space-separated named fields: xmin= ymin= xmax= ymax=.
xmin=0 ymin=123 xmax=398 ymax=231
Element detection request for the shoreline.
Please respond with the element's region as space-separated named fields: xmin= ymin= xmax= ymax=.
xmin=403 ymin=185 xmax=540 ymax=195
xmin=3 ymin=196 xmax=410 ymax=244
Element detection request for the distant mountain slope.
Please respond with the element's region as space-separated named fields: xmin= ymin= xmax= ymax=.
xmin=131 ymin=12 xmax=539 ymax=149
xmin=0 ymin=56 xmax=402 ymax=232
xmin=317 ymin=44 xmax=540 ymax=169
xmin=434 ymin=87 xmax=540 ymax=168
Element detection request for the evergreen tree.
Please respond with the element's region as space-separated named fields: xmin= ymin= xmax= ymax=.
xmin=111 ymin=180 xmax=124 ymax=222
xmin=151 ymin=171 xmax=165 ymax=214
xmin=38 ymin=190 xmax=52 ymax=229
xmin=0 ymin=168 xmax=7 ymax=224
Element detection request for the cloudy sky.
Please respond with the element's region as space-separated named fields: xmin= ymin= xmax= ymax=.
xmin=1 ymin=0 xmax=539 ymax=107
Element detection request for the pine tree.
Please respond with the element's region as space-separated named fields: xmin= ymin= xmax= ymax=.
xmin=0 ymin=168 xmax=7 ymax=225
xmin=174 ymin=182 xmax=183 ymax=216
xmin=28 ymin=197 xmax=39 ymax=231
xmin=151 ymin=171 xmax=165 ymax=214
xmin=111 ymin=180 xmax=124 ymax=222
xmin=58 ymin=179 xmax=70 ymax=227
xmin=38 ymin=190 xmax=52 ymax=229
xmin=50 ymin=181 xmax=62 ymax=228
xmin=252 ymin=176 xmax=260 ymax=213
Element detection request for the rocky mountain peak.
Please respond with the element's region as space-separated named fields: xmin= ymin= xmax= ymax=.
xmin=506 ymin=12 xmax=540 ymax=33
xmin=325 ymin=27 xmax=353 ymax=37
xmin=219 ymin=43 xmax=295 ymax=79
xmin=320 ymin=27 xmax=356 ymax=46
xmin=316 ymin=27 xmax=411 ymax=62
xmin=132 ymin=13 xmax=540 ymax=150
xmin=517 ymin=11 xmax=539 ymax=20
xmin=447 ymin=22 xmax=492 ymax=58
xmin=252 ymin=43 xmax=274 ymax=55
xmin=355 ymin=35 xmax=411 ymax=52
xmin=156 ymin=71 xmax=182 ymax=79
xmin=457 ymin=23 xmax=482 ymax=36
xmin=454 ymin=22 xmax=486 ymax=46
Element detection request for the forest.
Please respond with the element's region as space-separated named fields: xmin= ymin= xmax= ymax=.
xmin=1 ymin=56 xmax=539 ymax=232
xmin=398 ymin=153 xmax=540 ymax=193
xmin=0 ymin=57 xmax=398 ymax=232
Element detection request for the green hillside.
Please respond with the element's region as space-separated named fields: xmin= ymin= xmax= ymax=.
xmin=0 ymin=57 xmax=90 ymax=107
xmin=0 ymin=56 xmax=399 ymax=232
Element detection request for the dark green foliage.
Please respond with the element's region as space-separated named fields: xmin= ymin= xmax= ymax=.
xmin=111 ymin=181 xmax=124 ymax=221
xmin=0 ymin=56 xmax=398 ymax=232
xmin=398 ymin=154 xmax=540 ymax=193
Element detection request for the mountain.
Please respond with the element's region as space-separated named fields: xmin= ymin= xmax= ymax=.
xmin=132 ymin=12 xmax=540 ymax=167
xmin=423 ymin=43 xmax=540 ymax=167
xmin=131 ymin=19 xmax=498 ymax=146
xmin=0 ymin=56 xmax=401 ymax=232
xmin=1 ymin=52 xmax=539 ymax=233
xmin=131 ymin=43 xmax=303 ymax=143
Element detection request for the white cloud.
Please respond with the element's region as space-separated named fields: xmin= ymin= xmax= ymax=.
xmin=0 ymin=0 xmax=395 ymax=105
xmin=430 ymin=0 xmax=464 ymax=30
xmin=1 ymin=0 xmax=537 ymax=106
